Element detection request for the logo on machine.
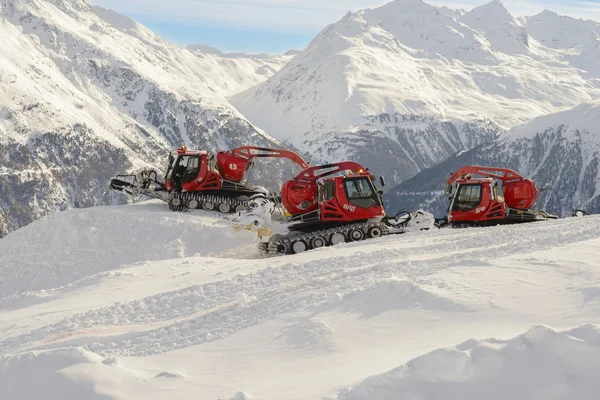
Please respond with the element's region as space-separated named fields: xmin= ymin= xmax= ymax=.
xmin=229 ymin=164 xmax=238 ymax=170
xmin=344 ymin=204 xmax=356 ymax=213
xmin=475 ymin=206 xmax=486 ymax=214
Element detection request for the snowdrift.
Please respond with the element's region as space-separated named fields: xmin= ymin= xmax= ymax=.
xmin=1 ymin=199 xmax=599 ymax=400
xmin=0 ymin=347 xmax=120 ymax=400
xmin=339 ymin=324 xmax=600 ymax=400
xmin=0 ymin=201 xmax=254 ymax=304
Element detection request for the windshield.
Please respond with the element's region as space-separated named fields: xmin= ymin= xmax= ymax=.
xmin=166 ymin=155 xmax=200 ymax=183
xmin=452 ymin=184 xmax=482 ymax=212
xmin=344 ymin=177 xmax=380 ymax=208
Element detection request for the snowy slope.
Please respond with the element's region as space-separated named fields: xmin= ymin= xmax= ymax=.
xmin=90 ymin=6 xmax=293 ymax=97
xmin=232 ymin=0 xmax=600 ymax=186
xmin=387 ymin=100 xmax=600 ymax=217
xmin=522 ymin=10 xmax=600 ymax=77
xmin=1 ymin=203 xmax=600 ymax=399
xmin=0 ymin=200 xmax=255 ymax=304
xmin=0 ymin=0 xmax=295 ymax=236
xmin=185 ymin=46 xmax=294 ymax=102
xmin=186 ymin=43 xmax=294 ymax=88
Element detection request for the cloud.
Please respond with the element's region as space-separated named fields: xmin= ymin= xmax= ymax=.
xmin=89 ymin=0 xmax=600 ymax=32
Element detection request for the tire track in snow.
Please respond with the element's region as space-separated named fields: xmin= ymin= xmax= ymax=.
xmin=2 ymin=217 xmax=600 ymax=356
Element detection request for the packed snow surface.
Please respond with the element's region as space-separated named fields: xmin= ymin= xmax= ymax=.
xmin=0 ymin=200 xmax=255 ymax=306
xmin=1 ymin=202 xmax=599 ymax=399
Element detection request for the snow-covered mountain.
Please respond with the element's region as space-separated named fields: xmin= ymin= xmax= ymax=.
xmin=0 ymin=0 xmax=295 ymax=236
xmin=232 ymin=0 xmax=600 ymax=186
xmin=387 ymin=100 xmax=600 ymax=217
xmin=522 ymin=9 xmax=600 ymax=77
xmin=92 ymin=6 xmax=293 ymax=97
xmin=2 ymin=0 xmax=600 ymax=236
xmin=185 ymin=43 xmax=295 ymax=94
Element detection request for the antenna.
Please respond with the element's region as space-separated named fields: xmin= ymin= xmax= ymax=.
xmin=535 ymin=184 xmax=550 ymax=212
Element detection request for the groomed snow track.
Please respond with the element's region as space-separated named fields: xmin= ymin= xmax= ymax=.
xmin=1 ymin=202 xmax=599 ymax=400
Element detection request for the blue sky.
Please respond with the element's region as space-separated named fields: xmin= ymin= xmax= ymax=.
xmin=128 ymin=18 xmax=313 ymax=54
xmin=89 ymin=0 xmax=600 ymax=54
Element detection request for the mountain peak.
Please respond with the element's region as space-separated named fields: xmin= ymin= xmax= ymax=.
xmin=92 ymin=5 xmax=139 ymax=32
xmin=468 ymin=0 xmax=513 ymax=21
xmin=370 ymin=0 xmax=434 ymax=14
xmin=459 ymin=0 xmax=529 ymax=53
xmin=538 ymin=9 xmax=559 ymax=18
xmin=389 ymin=0 xmax=428 ymax=7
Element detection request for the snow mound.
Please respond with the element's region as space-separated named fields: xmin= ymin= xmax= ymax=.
xmin=323 ymin=280 xmax=470 ymax=318
xmin=339 ymin=324 xmax=600 ymax=400
xmin=0 ymin=347 xmax=119 ymax=400
xmin=154 ymin=371 xmax=184 ymax=379
xmin=278 ymin=319 xmax=337 ymax=352
xmin=0 ymin=201 xmax=254 ymax=303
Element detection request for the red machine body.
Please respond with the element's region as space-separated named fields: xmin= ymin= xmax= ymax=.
xmin=216 ymin=146 xmax=309 ymax=183
xmin=503 ymin=179 xmax=539 ymax=210
xmin=281 ymin=162 xmax=385 ymax=224
xmin=446 ymin=166 xmax=541 ymax=225
xmin=281 ymin=180 xmax=318 ymax=215
xmin=216 ymin=152 xmax=251 ymax=183
xmin=165 ymin=146 xmax=309 ymax=192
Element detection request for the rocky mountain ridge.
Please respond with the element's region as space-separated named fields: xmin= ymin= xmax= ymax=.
xmin=386 ymin=100 xmax=600 ymax=217
xmin=232 ymin=0 xmax=600 ymax=186
xmin=0 ymin=0 xmax=297 ymax=236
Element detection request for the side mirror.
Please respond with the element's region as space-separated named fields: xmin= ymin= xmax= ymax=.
xmin=445 ymin=182 xmax=453 ymax=197
xmin=379 ymin=176 xmax=386 ymax=187
xmin=377 ymin=190 xmax=384 ymax=196
xmin=168 ymin=153 xmax=175 ymax=166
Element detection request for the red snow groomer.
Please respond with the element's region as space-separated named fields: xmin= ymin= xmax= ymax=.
xmin=445 ymin=166 xmax=558 ymax=226
xmin=110 ymin=146 xmax=309 ymax=213
xmin=234 ymin=162 xmax=435 ymax=255
xmin=165 ymin=146 xmax=308 ymax=212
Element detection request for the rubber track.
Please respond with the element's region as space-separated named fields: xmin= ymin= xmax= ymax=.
xmin=168 ymin=192 xmax=252 ymax=213
xmin=265 ymin=221 xmax=391 ymax=256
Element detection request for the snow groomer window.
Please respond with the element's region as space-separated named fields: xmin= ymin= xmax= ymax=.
xmin=344 ymin=178 xmax=378 ymax=208
xmin=453 ymin=184 xmax=482 ymax=211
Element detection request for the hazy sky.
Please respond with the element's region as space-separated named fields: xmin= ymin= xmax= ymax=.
xmin=89 ymin=0 xmax=600 ymax=53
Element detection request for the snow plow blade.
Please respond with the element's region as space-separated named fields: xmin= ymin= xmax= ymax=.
xmin=110 ymin=175 xmax=138 ymax=194
xmin=109 ymin=169 xmax=169 ymax=202
xmin=384 ymin=209 xmax=437 ymax=233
